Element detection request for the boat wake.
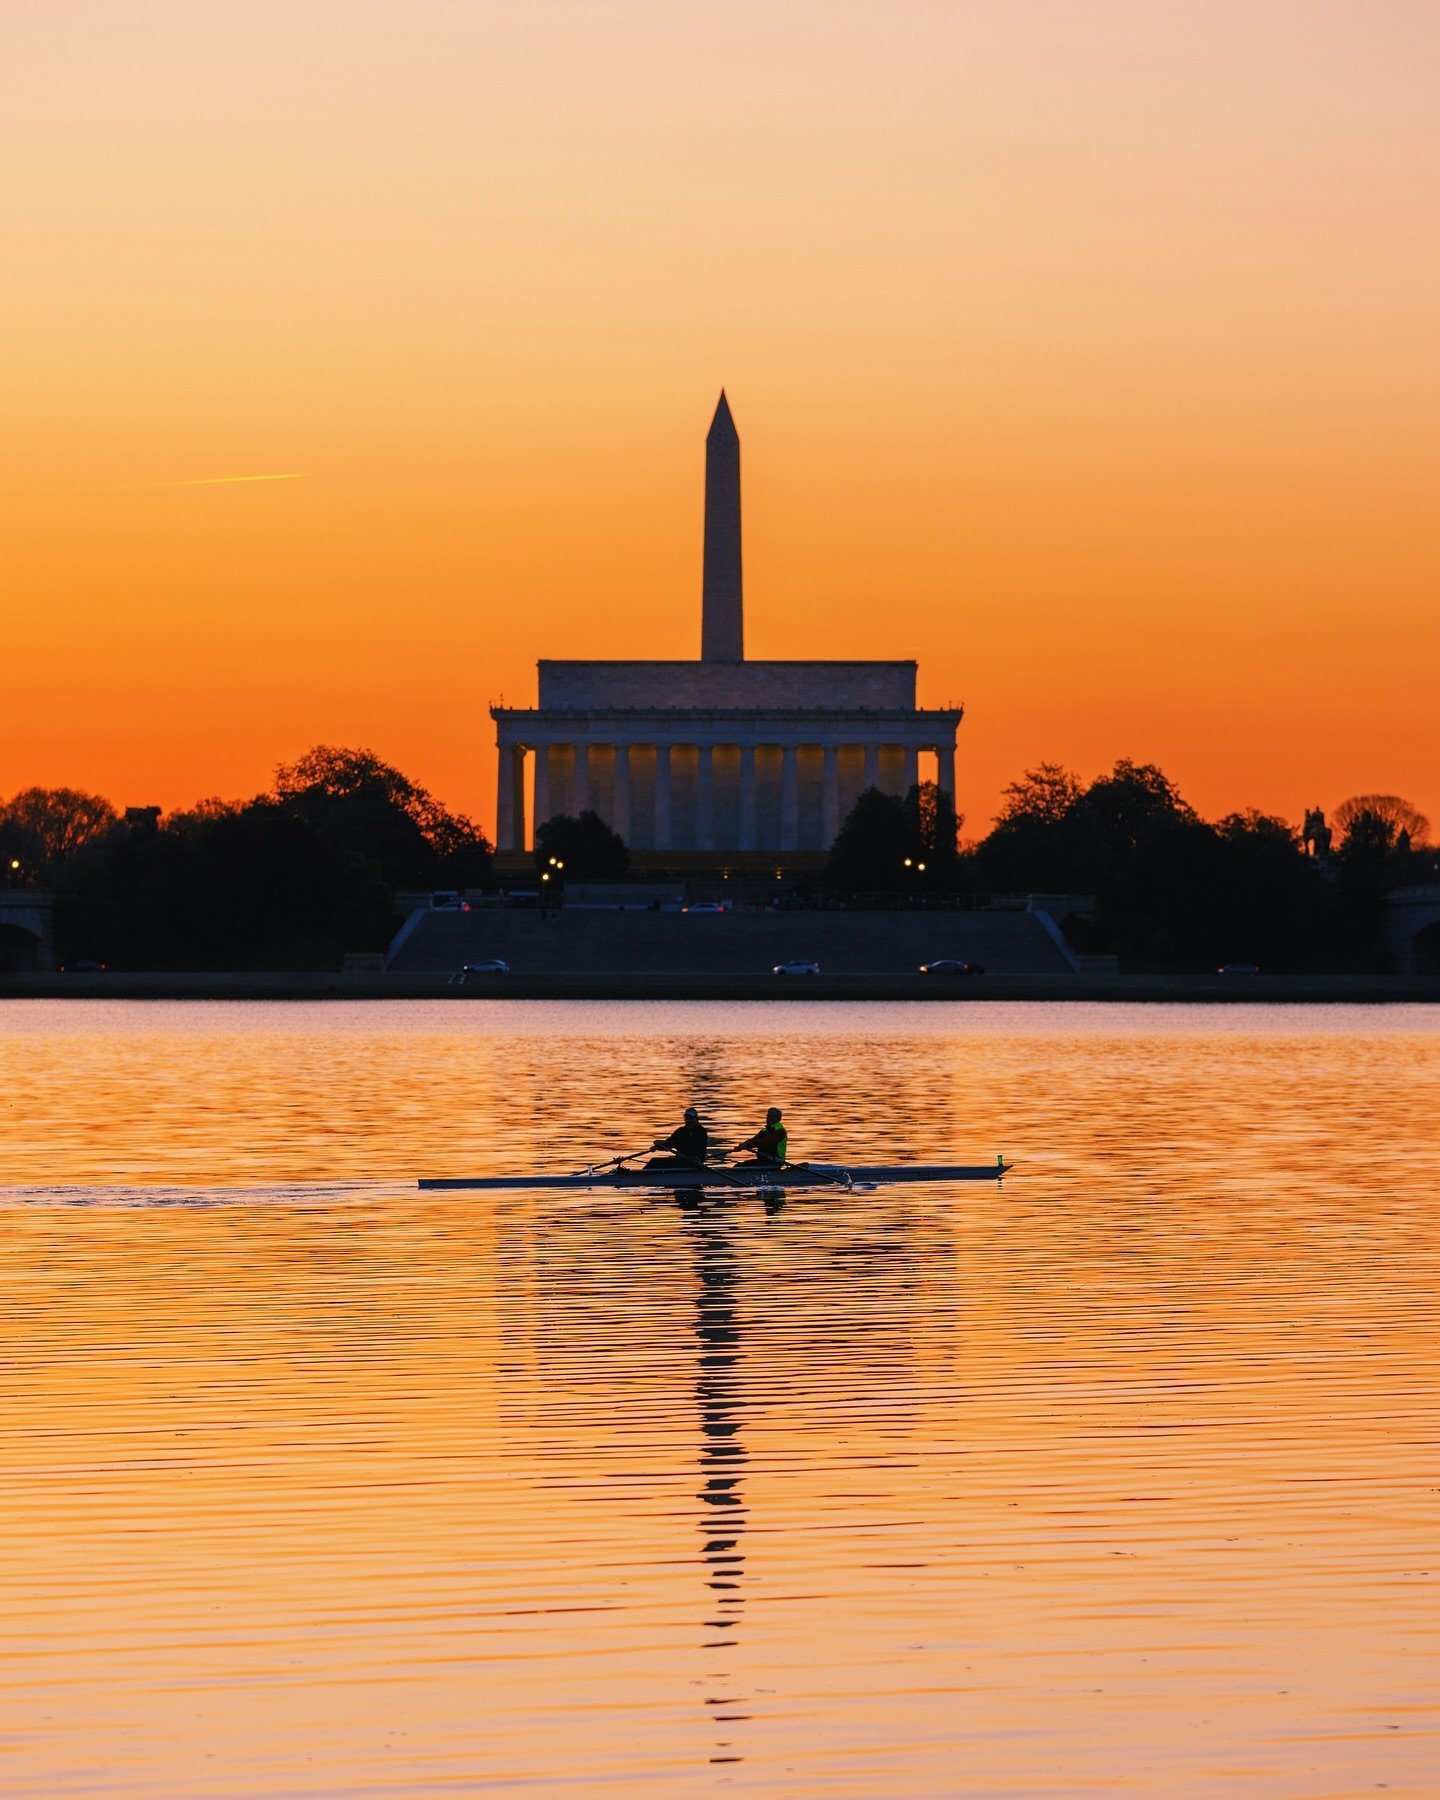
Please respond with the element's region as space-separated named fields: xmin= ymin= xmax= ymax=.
xmin=0 ymin=1181 xmax=409 ymax=1209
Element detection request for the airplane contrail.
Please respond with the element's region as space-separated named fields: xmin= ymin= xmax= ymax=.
xmin=169 ymin=472 xmax=305 ymax=487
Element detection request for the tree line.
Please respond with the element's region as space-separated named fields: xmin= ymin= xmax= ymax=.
xmin=2 ymin=748 xmax=1431 ymax=971
xmin=825 ymin=761 xmax=1433 ymax=972
xmin=1 ymin=747 xmax=491 ymax=970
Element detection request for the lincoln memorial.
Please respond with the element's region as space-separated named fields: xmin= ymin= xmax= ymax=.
xmin=492 ymin=395 xmax=962 ymax=871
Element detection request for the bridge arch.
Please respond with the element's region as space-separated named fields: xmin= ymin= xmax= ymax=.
xmin=1381 ymin=885 xmax=1440 ymax=976
xmin=0 ymin=921 xmax=45 ymax=971
xmin=0 ymin=889 xmax=58 ymax=971
xmin=1414 ymin=919 xmax=1440 ymax=977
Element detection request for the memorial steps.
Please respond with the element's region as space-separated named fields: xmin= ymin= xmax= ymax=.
xmin=388 ymin=905 xmax=1074 ymax=977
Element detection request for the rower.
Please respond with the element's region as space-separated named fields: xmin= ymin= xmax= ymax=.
xmin=649 ymin=1107 xmax=709 ymax=1169
xmin=735 ymin=1107 xmax=787 ymax=1166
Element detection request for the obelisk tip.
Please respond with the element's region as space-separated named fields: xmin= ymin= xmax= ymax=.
xmin=708 ymin=391 xmax=737 ymax=440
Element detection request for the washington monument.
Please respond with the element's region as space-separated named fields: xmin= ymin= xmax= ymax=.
xmin=490 ymin=393 xmax=961 ymax=860
xmin=701 ymin=391 xmax=743 ymax=661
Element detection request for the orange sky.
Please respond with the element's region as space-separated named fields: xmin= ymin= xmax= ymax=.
xmin=4 ymin=1 xmax=1437 ymax=841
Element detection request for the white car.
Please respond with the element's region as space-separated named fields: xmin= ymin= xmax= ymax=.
xmin=772 ymin=959 xmax=821 ymax=976
xmin=450 ymin=960 xmax=510 ymax=984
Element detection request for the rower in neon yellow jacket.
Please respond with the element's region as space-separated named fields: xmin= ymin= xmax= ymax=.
xmin=734 ymin=1107 xmax=787 ymax=1166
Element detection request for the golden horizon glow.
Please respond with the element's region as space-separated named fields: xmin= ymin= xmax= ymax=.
xmin=4 ymin=2 xmax=1437 ymax=837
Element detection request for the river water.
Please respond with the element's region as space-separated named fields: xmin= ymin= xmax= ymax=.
xmin=2 ymin=1000 xmax=1437 ymax=1797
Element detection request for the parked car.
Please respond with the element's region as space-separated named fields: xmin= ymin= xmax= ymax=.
xmin=773 ymin=959 xmax=821 ymax=976
xmin=450 ymin=960 xmax=510 ymax=985
xmin=1217 ymin=962 xmax=1261 ymax=975
xmin=431 ymin=891 xmax=470 ymax=911
xmin=919 ymin=959 xmax=985 ymax=975
xmin=683 ymin=901 xmax=726 ymax=914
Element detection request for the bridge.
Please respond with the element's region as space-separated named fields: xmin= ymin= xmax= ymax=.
xmin=1382 ymin=885 xmax=1440 ymax=976
xmin=0 ymin=888 xmax=58 ymax=971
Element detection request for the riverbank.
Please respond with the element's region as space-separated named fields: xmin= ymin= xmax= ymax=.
xmin=5 ymin=971 xmax=1439 ymax=1002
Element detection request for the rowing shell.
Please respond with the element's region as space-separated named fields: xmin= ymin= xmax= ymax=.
xmin=418 ymin=1161 xmax=1011 ymax=1192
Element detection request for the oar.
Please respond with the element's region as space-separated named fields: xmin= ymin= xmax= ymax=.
xmin=725 ymin=1143 xmax=787 ymax=1169
xmin=571 ymin=1148 xmax=652 ymax=1177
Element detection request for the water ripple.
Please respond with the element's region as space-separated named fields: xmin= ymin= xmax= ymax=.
xmin=1 ymin=999 xmax=1437 ymax=1797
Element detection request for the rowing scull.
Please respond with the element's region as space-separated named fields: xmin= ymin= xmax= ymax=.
xmin=418 ymin=1160 xmax=1011 ymax=1192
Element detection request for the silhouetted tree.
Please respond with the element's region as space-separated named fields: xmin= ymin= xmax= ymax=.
xmin=825 ymin=788 xmax=914 ymax=893
xmin=1325 ymin=796 xmax=1433 ymax=967
xmin=1074 ymin=763 xmax=1210 ymax=966
xmin=906 ymin=781 xmax=962 ymax=882
xmin=181 ymin=802 xmax=394 ymax=967
xmin=272 ymin=745 xmax=492 ymax=889
xmin=1084 ymin=760 xmax=1197 ymax=854
xmin=59 ymin=801 xmax=395 ymax=970
xmin=968 ymin=763 xmax=1092 ymax=891
xmin=997 ymin=763 xmax=1085 ymax=827
xmin=534 ymin=810 xmax=630 ymax=880
xmin=1333 ymin=794 xmax=1429 ymax=845
xmin=50 ymin=748 xmax=489 ymax=970
xmin=1332 ymin=808 xmax=1401 ymax=967
xmin=1206 ymin=811 xmax=1335 ymax=972
xmin=0 ymin=787 xmax=118 ymax=883
xmin=967 ymin=761 xmax=1344 ymax=969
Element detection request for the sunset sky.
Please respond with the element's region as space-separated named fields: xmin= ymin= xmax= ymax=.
xmin=5 ymin=1 xmax=1437 ymax=840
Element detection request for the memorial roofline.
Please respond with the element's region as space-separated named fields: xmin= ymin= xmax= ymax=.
xmin=492 ymin=704 xmax=964 ymax=721
xmin=538 ymin=657 xmax=919 ymax=669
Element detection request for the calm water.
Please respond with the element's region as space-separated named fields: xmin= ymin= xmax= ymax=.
xmin=2 ymin=1000 xmax=1437 ymax=1798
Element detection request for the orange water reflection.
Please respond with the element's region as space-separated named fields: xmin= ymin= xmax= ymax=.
xmin=2 ymin=1001 xmax=1437 ymax=1795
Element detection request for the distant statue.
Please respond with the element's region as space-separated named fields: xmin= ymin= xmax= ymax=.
xmin=1302 ymin=807 xmax=1332 ymax=859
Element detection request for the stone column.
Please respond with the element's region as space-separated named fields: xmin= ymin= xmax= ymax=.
xmin=936 ymin=739 xmax=956 ymax=801
xmin=822 ymin=744 xmax=841 ymax=847
xmin=696 ymin=744 xmax=715 ymax=851
xmin=654 ymin=744 xmax=673 ymax=850
xmin=780 ymin=745 xmax=800 ymax=852
xmin=737 ymin=746 xmax=757 ymax=851
xmin=612 ymin=744 xmax=631 ymax=843
xmin=572 ymin=742 xmax=590 ymax=815
xmin=863 ymin=744 xmax=881 ymax=793
xmin=902 ymin=744 xmax=920 ymax=794
xmin=532 ymin=743 xmax=552 ymax=834
xmin=496 ymin=742 xmax=516 ymax=851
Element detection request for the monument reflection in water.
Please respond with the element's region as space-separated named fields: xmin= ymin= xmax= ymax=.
xmin=684 ymin=1190 xmax=753 ymax=1762
xmin=688 ymin=1194 xmax=747 ymax=1643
